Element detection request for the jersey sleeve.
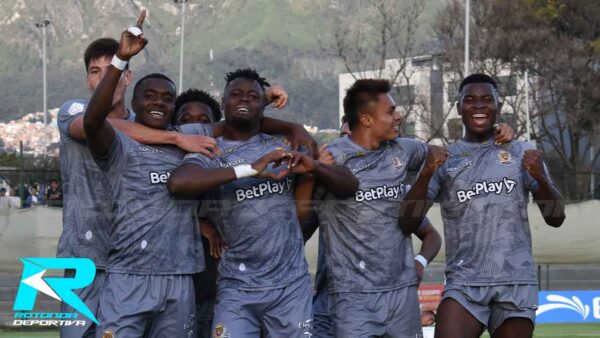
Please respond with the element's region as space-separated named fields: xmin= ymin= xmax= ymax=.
xmin=400 ymin=138 xmax=429 ymax=171
xmin=57 ymin=99 xmax=88 ymax=141
xmin=93 ymin=130 xmax=132 ymax=171
xmin=426 ymin=168 xmax=443 ymax=202
xmin=180 ymin=152 xmax=218 ymax=169
xmin=176 ymin=123 xmax=214 ymax=137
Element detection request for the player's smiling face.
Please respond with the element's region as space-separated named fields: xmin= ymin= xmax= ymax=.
xmin=223 ymin=78 xmax=264 ymax=131
xmin=369 ymin=93 xmax=401 ymax=141
xmin=132 ymin=78 xmax=176 ymax=130
xmin=458 ymin=83 xmax=501 ymax=139
xmin=176 ymin=102 xmax=215 ymax=125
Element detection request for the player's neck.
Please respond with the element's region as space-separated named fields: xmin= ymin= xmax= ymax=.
xmin=463 ymin=129 xmax=494 ymax=143
xmin=222 ymin=123 xmax=260 ymax=141
xmin=349 ymin=129 xmax=382 ymax=150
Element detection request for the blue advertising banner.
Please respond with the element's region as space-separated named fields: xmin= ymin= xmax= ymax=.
xmin=536 ymin=291 xmax=600 ymax=324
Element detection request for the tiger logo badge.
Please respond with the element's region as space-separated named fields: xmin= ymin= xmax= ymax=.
xmin=497 ymin=150 xmax=513 ymax=164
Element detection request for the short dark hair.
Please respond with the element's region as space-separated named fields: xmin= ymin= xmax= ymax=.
xmin=342 ymin=79 xmax=392 ymax=129
xmin=224 ymin=68 xmax=270 ymax=91
xmin=133 ymin=73 xmax=176 ymax=97
xmin=458 ymin=73 xmax=498 ymax=94
xmin=83 ymin=38 xmax=125 ymax=73
xmin=174 ymin=89 xmax=222 ymax=123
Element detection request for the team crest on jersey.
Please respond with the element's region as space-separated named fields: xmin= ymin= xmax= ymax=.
xmin=67 ymin=102 xmax=85 ymax=116
xmin=391 ymin=156 xmax=405 ymax=169
xmin=497 ymin=150 xmax=513 ymax=164
xmin=214 ymin=324 xmax=229 ymax=338
xmin=101 ymin=330 xmax=114 ymax=338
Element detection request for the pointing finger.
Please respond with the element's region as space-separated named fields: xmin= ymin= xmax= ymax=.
xmin=136 ymin=9 xmax=146 ymax=29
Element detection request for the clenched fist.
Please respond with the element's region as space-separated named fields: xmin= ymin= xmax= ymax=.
xmin=422 ymin=145 xmax=449 ymax=175
xmin=522 ymin=149 xmax=545 ymax=179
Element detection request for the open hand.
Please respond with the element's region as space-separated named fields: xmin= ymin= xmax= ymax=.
xmin=199 ymin=219 xmax=227 ymax=259
xmin=176 ymin=134 xmax=216 ymax=157
xmin=318 ymin=144 xmax=336 ymax=165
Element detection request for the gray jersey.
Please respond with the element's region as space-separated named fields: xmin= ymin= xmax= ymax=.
xmin=428 ymin=139 xmax=551 ymax=286
xmin=183 ymin=133 xmax=309 ymax=291
xmin=56 ymin=99 xmax=122 ymax=269
xmin=94 ymin=123 xmax=212 ymax=275
xmin=313 ymin=212 xmax=431 ymax=314
xmin=318 ymin=136 xmax=428 ymax=293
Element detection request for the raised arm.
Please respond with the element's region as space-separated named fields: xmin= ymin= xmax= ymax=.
xmin=83 ymin=11 xmax=148 ymax=156
xmin=522 ymin=149 xmax=565 ymax=227
xmin=211 ymin=118 xmax=318 ymax=158
xmin=398 ymin=145 xmax=449 ymax=234
xmin=69 ymin=115 xmax=215 ymax=155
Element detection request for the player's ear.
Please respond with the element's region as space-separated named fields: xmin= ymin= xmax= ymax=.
xmin=456 ymin=101 xmax=462 ymax=116
xmin=359 ymin=112 xmax=371 ymax=128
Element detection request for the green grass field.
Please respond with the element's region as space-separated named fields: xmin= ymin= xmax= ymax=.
xmin=2 ymin=324 xmax=600 ymax=338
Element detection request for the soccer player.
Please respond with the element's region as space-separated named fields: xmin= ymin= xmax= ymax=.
xmin=173 ymin=89 xmax=223 ymax=338
xmin=400 ymin=74 xmax=565 ymax=338
xmin=174 ymin=86 xmax=288 ymax=125
xmin=173 ymin=86 xmax=294 ymax=338
xmin=310 ymin=79 xmax=448 ymax=337
xmin=174 ymin=88 xmax=223 ymax=125
xmin=56 ymin=36 xmax=214 ymax=337
xmin=167 ymin=68 xmax=358 ymax=337
xmin=304 ymin=127 xmax=442 ymax=338
xmin=84 ymin=13 xmax=315 ymax=336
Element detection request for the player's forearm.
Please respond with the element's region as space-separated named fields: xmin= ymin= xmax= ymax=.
xmin=415 ymin=225 xmax=442 ymax=263
xmin=295 ymin=174 xmax=316 ymax=234
xmin=260 ymin=117 xmax=300 ymax=136
xmin=399 ymin=170 xmax=434 ymax=234
xmin=167 ymin=164 xmax=237 ymax=198
xmin=109 ymin=119 xmax=179 ymax=146
xmin=532 ymin=176 xmax=565 ymax=227
xmin=312 ymin=164 xmax=358 ymax=199
xmin=83 ymin=66 xmax=122 ymax=156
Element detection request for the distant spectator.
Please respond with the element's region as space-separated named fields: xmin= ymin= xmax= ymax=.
xmin=27 ymin=185 xmax=44 ymax=206
xmin=0 ymin=188 xmax=9 ymax=212
xmin=46 ymin=179 xmax=63 ymax=207
xmin=1 ymin=187 xmax=21 ymax=212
